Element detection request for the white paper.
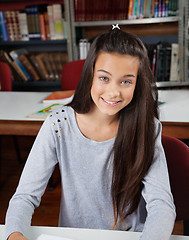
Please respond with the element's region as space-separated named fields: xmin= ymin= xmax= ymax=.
xmin=36 ymin=234 xmax=73 ymax=240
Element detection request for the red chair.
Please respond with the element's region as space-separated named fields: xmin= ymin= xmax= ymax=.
xmin=0 ymin=62 xmax=21 ymax=164
xmin=0 ymin=61 xmax=12 ymax=91
xmin=61 ymin=59 xmax=85 ymax=90
xmin=162 ymin=135 xmax=189 ymax=235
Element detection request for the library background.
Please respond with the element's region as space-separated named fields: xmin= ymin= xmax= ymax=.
xmin=0 ymin=0 xmax=188 ymax=92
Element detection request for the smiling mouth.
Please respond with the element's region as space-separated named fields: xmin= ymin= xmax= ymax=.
xmin=101 ymin=97 xmax=121 ymax=105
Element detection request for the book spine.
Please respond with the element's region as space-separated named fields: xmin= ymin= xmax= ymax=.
xmin=18 ymin=54 xmax=40 ymax=81
xmin=9 ymin=50 xmax=32 ymax=81
xmin=169 ymin=43 xmax=179 ymax=81
xmin=4 ymin=11 xmax=14 ymax=41
xmin=132 ymin=0 xmax=138 ymax=19
xmin=143 ymin=0 xmax=148 ymax=18
xmin=33 ymin=5 xmax=41 ymax=40
xmin=49 ymin=53 xmax=60 ymax=81
xmin=44 ymin=12 xmax=50 ymax=40
xmin=18 ymin=12 xmax=29 ymax=41
xmin=62 ymin=18 xmax=67 ymax=39
xmin=42 ymin=53 xmax=54 ymax=81
xmin=25 ymin=6 xmax=33 ymax=40
xmin=12 ymin=11 xmax=21 ymax=41
xmin=3 ymin=51 xmax=28 ymax=82
xmin=52 ymin=4 xmax=64 ymax=40
xmin=39 ymin=13 xmax=46 ymax=40
xmin=150 ymin=0 xmax=154 ymax=18
xmin=47 ymin=5 xmax=56 ymax=40
xmin=161 ymin=0 xmax=165 ymax=17
xmin=14 ymin=58 xmax=32 ymax=81
xmin=29 ymin=54 xmax=45 ymax=80
xmin=154 ymin=0 xmax=159 ymax=18
xmin=152 ymin=48 xmax=157 ymax=76
xmin=164 ymin=0 xmax=168 ymax=17
xmin=158 ymin=0 xmax=162 ymax=18
xmin=35 ymin=54 xmax=50 ymax=81
xmin=139 ymin=0 xmax=144 ymax=19
xmin=0 ymin=11 xmax=9 ymax=41
xmin=136 ymin=0 xmax=141 ymax=19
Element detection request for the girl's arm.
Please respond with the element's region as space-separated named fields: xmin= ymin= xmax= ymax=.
xmin=140 ymin=120 xmax=176 ymax=240
xmin=5 ymin=115 xmax=58 ymax=240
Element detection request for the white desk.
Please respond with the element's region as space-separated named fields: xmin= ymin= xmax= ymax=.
xmin=0 ymin=225 xmax=189 ymax=240
xmin=0 ymin=91 xmax=51 ymax=136
xmin=158 ymin=89 xmax=189 ymax=138
xmin=0 ymin=90 xmax=189 ymax=138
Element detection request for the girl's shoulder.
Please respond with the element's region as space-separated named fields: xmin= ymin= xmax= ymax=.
xmin=48 ymin=105 xmax=74 ymax=121
xmin=44 ymin=105 xmax=75 ymax=132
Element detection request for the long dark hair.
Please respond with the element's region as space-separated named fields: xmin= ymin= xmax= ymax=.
xmin=69 ymin=28 xmax=159 ymax=228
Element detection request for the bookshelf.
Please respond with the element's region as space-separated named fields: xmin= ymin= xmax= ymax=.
xmin=0 ymin=0 xmax=73 ymax=91
xmin=69 ymin=0 xmax=189 ymax=88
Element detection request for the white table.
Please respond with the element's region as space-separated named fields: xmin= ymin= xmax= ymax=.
xmin=0 ymin=225 xmax=189 ymax=240
xmin=0 ymin=89 xmax=189 ymax=138
xmin=158 ymin=89 xmax=189 ymax=138
xmin=0 ymin=91 xmax=51 ymax=136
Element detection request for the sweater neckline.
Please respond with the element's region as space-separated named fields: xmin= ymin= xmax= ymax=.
xmin=68 ymin=107 xmax=116 ymax=145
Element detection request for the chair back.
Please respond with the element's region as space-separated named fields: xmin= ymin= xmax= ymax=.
xmin=61 ymin=59 xmax=85 ymax=91
xmin=162 ymin=135 xmax=189 ymax=221
xmin=0 ymin=61 xmax=12 ymax=91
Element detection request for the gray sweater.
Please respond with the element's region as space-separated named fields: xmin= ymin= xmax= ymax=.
xmin=5 ymin=106 xmax=176 ymax=240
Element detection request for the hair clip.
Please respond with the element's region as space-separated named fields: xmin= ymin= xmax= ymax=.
xmin=112 ymin=24 xmax=120 ymax=30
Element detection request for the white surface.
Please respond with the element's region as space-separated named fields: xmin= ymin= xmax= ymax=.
xmin=0 ymin=90 xmax=189 ymax=123
xmin=0 ymin=91 xmax=52 ymax=121
xmin=158 ymin=89 xmax=189 ymax=123
xmin=36 ymin=234 xmax=73 ymax=240
xmin=1 ymin=225 xmax=189 ymax=240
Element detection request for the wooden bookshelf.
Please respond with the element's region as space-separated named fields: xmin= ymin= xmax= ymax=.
xmin=0 ymin=0 xmax=70 ymax=91
xmin=69 ymin=0 xmax=189 ymax=88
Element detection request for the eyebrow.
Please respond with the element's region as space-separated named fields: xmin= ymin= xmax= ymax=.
xmin=97 ymin=69 xmax=136 ymax=78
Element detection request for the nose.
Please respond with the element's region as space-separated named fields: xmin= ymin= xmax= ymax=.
xmin=107 ymin=82 xmax=120 ymax=99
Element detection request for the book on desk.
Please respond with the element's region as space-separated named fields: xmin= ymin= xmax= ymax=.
xmin=28 ymin=90 xmax=74 ymax=119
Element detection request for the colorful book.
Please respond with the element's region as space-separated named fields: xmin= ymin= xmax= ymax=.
xmin=9 ymin=49 xmax=32 ymax=81
xmin=2 ymin=50 xmax=28 ymax=81
xmin=27 ymin=104 xmax=64 ymax=119
xmin=42 ymin=90 xmax=74 ymax=104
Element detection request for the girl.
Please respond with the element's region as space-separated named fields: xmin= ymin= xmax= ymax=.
xmin=5 ymin=27 xmax=176 ymax=240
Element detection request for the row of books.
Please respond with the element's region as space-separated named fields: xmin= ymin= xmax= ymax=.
xmin=0 ymin=3 xmax=67 ymax=42
xmin=148 ymin=42 xmax=179 ymax=82
xmin=74 ymin=0 xmax=178 ymax=21
xmin=128 ymin=0 xmax=178 ymax=19
xmin=75 ymin=34 xmax=180 ymax=82
xmin=77 ymin=37 xmax=180 ymax=82
xmin=1 ymin=48 xmax=68 ymax=82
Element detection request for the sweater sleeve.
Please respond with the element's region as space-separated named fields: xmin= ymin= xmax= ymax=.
xmin=5 ymin=115 xmax=58 ymax=239
xmin=140 ymin=120 xmax=176 ymax=240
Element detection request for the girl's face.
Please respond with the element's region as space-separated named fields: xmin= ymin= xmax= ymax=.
xmin=91 ymin=52 xmax=139 ymax=118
